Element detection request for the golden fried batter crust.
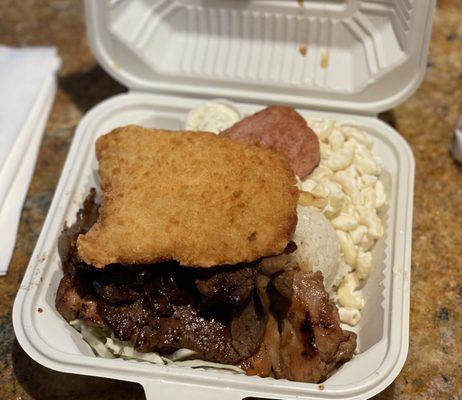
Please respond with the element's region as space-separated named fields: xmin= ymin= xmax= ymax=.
xmin=77 ymin=126 xmax=299 ymax=268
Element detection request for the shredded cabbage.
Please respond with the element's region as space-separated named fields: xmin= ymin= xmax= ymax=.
xmin=70 ymin=320 xmax=114 ymax=358
xmin=70 ymin=320 xmax=244 ymax=373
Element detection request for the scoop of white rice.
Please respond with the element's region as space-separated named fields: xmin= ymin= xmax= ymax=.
xmin=260 ymin=206 xmax=340 ymax=292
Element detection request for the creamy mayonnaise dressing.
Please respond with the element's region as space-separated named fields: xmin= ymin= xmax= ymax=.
xmin=185 ymin=101 xmax=241 ymax=133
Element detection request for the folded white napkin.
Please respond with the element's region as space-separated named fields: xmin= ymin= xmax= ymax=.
xmin=0 ymin=46 xmax=60 ymax=275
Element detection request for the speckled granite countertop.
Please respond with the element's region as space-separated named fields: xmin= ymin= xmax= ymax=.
xmin=0 ymin=1 xmax=461 ymax=399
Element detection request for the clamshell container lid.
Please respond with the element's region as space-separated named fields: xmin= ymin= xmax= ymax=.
xmin=85 ymin=0 xmax=435 ymax=114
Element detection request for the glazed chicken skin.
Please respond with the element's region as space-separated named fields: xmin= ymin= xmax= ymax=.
xmin=240 ymin=268 xmax=356 ymax=382
xmin=277 ymin=269 xmax=356 ymax=382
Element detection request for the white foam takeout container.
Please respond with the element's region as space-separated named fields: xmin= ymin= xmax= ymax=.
xmin=13 ymin=1 xmax=435 ymax=399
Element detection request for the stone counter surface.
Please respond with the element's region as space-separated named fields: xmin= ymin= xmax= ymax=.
xmin=0 ymin=1 xmax=461 ymax=399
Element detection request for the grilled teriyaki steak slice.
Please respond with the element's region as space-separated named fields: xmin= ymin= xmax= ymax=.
xmin=56 ymin=190 xmax=356 ymax=382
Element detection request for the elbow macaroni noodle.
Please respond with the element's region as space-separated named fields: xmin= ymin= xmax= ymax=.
xmin=304 ymin=118 xmax=386 ymax=326
xmin=338 ymin=307 xmax=361 ymax=326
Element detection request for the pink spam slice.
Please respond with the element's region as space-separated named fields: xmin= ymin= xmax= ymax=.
xmin=220 ymin=105 xmax=320 ymax=178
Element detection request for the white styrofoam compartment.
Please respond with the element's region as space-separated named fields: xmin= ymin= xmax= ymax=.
xmin=13 ymin=1 xmax=433 ymax=399
xmin=86 ymin=0 xmax=434 ymax=113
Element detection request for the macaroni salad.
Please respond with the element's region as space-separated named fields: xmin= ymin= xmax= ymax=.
xmin=303 ymin=118 xmax=386 ymax=326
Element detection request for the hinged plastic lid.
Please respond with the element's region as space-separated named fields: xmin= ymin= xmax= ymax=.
xmin=85 ymin=0 xmax=435 ymax=114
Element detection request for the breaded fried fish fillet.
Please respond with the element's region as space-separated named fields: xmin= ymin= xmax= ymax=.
xmin=77 ymin=126 xmax=299 ymax=268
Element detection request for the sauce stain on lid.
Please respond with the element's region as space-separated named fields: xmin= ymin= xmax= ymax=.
xmin=321 ymin=51 xmax=329 ymax=69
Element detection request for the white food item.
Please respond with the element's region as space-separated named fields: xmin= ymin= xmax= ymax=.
xmin=163 ymin=348 xmax=198 ymax=362
xmin=358 ymin=231 xmax=375 ymax=252
xmin=337 ymin=273 xmax=364 ymax=310
xmin=361 ymin=186 xmax=376 ymax=209
xmin=338 ymin=307 xmax=361 ymax=326
xmin=356 ymin=251 xmax=372 ymax=279
xmin=336 ymin=230 xmax=357 ymax=267
xmin=375 ymin=180 xmax=386 ymax=210
xmin=333 ymin=171 xmax=361 ymax=205
xmin=70 ymin=320 xmax=114 ymax=358
xmin=185 ymin=101 xmax=241 ymax=133
xmin=300 ymin=178 xmax=317 ymax=192
xmin=106 ymin=337 xmax=165 ymax=363
xmin=306 ymin=118 xmax=334 ymax=140
xmin=70 ymin=320 xmax=244 ymax=373
xmin=324 ymin=189 xmax=345 ymax=218
xmin=354 ymin=151 xmax=381 ymax=175
xmin=341 ymin=126 xmax=374 ymax=149
xmin=332 ymin=261 xmax=352 ymax=288
xmin=304 ymin=117 xmax=387 ymax=326
xmin=328 ymin=128 xmax=345 ymax=151
xmin=357 ymin=206 xmax=384 ymax=240
xmin=307 ymin=165 xmax=332 ymax=182
xmin=324 ymin=151 xmax=353 ymax=171
xmin=350 ymin=225 xmax=368 ymax=245
xmin=260 ymin=206 xmax=341 ymax=292
xmin=362 ymin=174 xmax=378 ymax=188
xmin=331 ymin=213 xmax=358 ymax=231
xmin=320 ymin=142 xmax=332 ymax=159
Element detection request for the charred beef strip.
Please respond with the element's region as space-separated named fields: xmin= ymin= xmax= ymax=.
xmin=136 ymin=292 xmax=266 ymax=364
xmin=230 ymin=292 xmax=266 ymax=358
xmin=58 ymin=188 xmax=99 ymax=276
xmin=56 ymin=190 xmax=356 ymax=383
xmin=137 ymin=305 xmax=234 ymax=358
xmin=195 ymin=264 xmax=256 ymax=307
xmin=56 ymin=275 xmax=99 ymax=325
xmin=93 ymin=281 xmax=140 ymax=305
xmin=56 ymin=189 xmax=104 ymax=325
xmin=98 ymin=299 xmax=149 ymax=341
